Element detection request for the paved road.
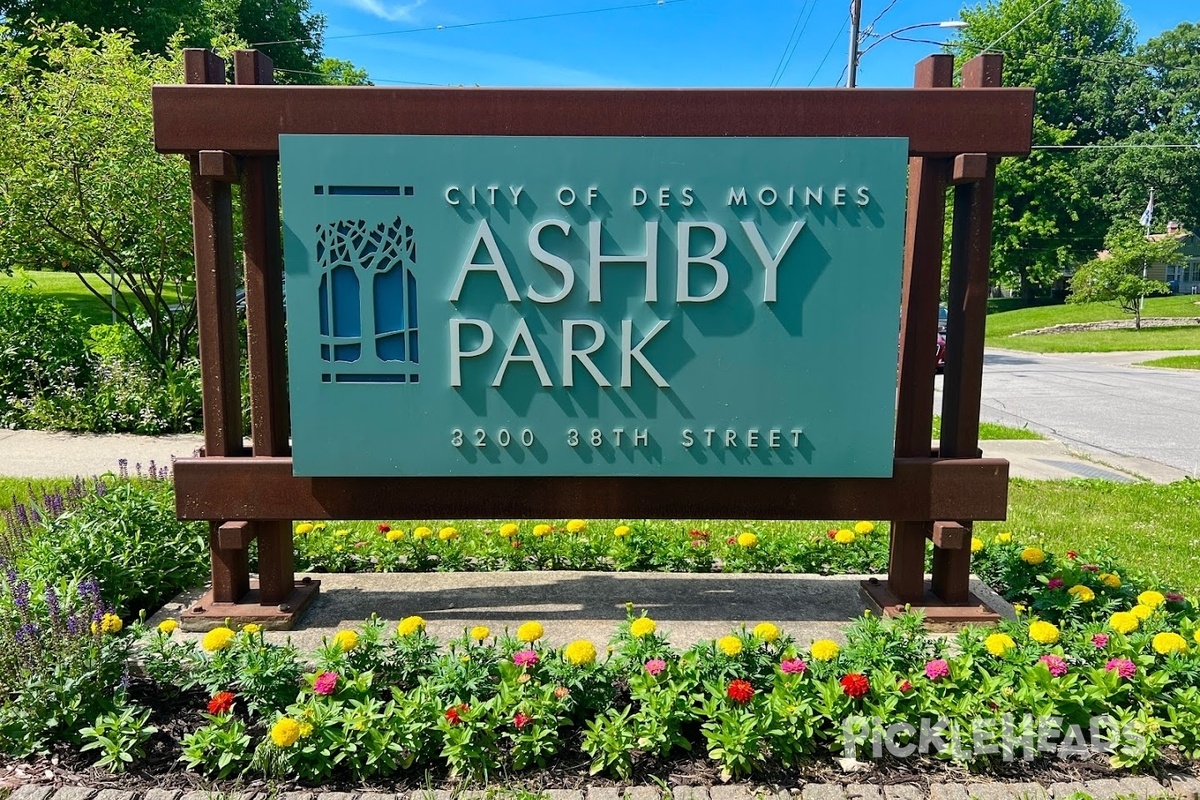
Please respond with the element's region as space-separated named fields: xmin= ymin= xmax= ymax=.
xmin=937 ymin=349 xmax=1200 ymax=481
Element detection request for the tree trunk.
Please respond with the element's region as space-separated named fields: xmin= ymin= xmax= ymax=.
xmin=1134 ymin=304 xmax=1142 ymax=331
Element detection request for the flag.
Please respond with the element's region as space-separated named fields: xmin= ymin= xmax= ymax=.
xmin=1139 ymin=193 xmax=1154 ymax=228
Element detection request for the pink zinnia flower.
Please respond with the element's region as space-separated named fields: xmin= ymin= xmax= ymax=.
xmin=924 ymin=659 xmax=950 ymax=681
xmin=1040 ymin=654 xmax=1068 ymax=677
xmin=644 ymin=658 xmax=667 ymax=676
xmin=1092 ymin=633 xmax=1110 ymax=648
xmin=313 ymin=671 xmax=338 ymax=696
xmin=1082 ymin=564 xmax=1100 ymax=573
xmin=513 ymin=711 xmax=532 ymax=730
xmin=780 ymin=658 xmax=807 ymax=675
xmin=1167 ymin=592 xmax=1185 ymax=603
xmin=513 ymin=649 xmax=538 ymax=667
xmin=1048 ymin=577 xmax=1064 ymax=590
xmin=1106 ymin=658 xmax=1136 ymax=679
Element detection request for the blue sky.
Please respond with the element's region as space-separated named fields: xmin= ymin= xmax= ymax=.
xmin=307 ymin=0 xmax=1195 ymax=88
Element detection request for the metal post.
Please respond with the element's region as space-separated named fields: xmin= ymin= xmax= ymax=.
xmin=847 ymin=0 xmax=863 ymax=88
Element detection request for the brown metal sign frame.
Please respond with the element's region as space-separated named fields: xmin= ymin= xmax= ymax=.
xmin=154 ymin=49 xmax=1031 ymax=628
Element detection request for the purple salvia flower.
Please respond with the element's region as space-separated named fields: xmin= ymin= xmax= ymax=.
xmin=118 ymin=458 xmax=128 ymax=479
xmin=66 ymin=615 xmax=80 ymax=635
xmin=15 ymin=503 xmax=28 ymax=528
xmin=135 ymin=462 xmax=142 ymax=478
xmin=148 ymin=460 xmax=157 ymax=478
xmin=28 ymin=506 xmax=40 ymax=525
xmin=13 ymin=580 xmax=30 ymax=612
xmin=44 ymin=586 xmax=60 ymax=619
xmin=15 ymin=622 xmax=38 ymax=645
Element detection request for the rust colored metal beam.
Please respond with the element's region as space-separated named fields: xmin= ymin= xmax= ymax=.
xmin=234 ymin=49 xmax=296 ymax=606
xmin=930 ymin=521 xmax=967 ymax=550
xmin=151 ymin=86 xmax=1034 ymax=157
xmin=172 ymin=457 xmax=1010 ymax=523
xmin=952 ymin=153 xmax=989 ymax=183
xmin=888 ymin=54 xmax=955 ymax=605
xmin=217 ymin=521 xmax=256 ymax=550
xmin=185 ymin=49 xmax=248 ymax=605
xmin=198 ymin=150 xmax=238 ymax=181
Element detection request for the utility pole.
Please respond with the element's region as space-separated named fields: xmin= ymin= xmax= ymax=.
xmin=847 ymin=0 xmax=862 ymax=87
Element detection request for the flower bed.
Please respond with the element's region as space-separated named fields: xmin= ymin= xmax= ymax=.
xmin=3 ymin=516 xmax=1200 ymax=786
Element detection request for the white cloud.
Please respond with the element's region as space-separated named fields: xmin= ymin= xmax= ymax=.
xmin=343 ymin=0 xmax=428 ymax=23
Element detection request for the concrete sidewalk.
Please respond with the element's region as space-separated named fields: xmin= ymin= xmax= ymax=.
xmin=0 ymin=429 xmax=1178 ymax=483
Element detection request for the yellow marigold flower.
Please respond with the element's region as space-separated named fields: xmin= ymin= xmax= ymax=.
xmin=398 ymin=616 xmax=426 ymax=637
xmin=332 ymin=629 xmax=359 ymax=652
xmin=985 ymin=633 xmax=1016 ymax=657
xmin=995 ymin=532 xmax=1013 ymax=544
xmin=566 ymin=519 xmax=587 ymax=533
xmin=1138 ymin=590 xmax=1166 ymax=609
xmin=834 ymin=529 xmax=856 ymax=544
xmin=563 ymin=639 xmax=597 ymax=666
xmin=854 ymin=521 xmax=875 ymax=535
xmin=1132 ymin=604 xmax=1155 ymax=620
xmin=242 ymin=623 xmax=262 ymax=635
xmin=314 ymin=522 xmax=327 ymax=531
xmin=1109 ymin=611 xmax=1139 ymax=634
xmin=614 ymin=525 xmax=632 ymax=538
xmin=517 ymin=621 xmax=544 ymax=642
xmin=717 ymin=635 xmax=743 ymax=657
xmin=1194 ymin=629 xmax=1200 ymax=647
xmin=157 ymin=619 xmax=178 ymax=635
xmin=438 ymin=526 xmax=459 ymax=541
xmin=499 ymin=523 xmax=519 ymax=537
xmin=202 ymin=626 xmax=236 ymax=652
xmin=298 ymin=721 xmax=314 ymax=739
xmin=1020 ymin=547 xmax=1045 ymax=566
xmin=413 ymin=526 xmax=433 ymax=540
xmin=533 ymin=524 xmax=553 ymax=537
xmin=971 ymin=537 xmax=984 ymax=553
xmin=736 ymin=532 xmax=758 ymax=548
xmin=811 ymin=639 xmax=840 ymax=661
xmin=335 ymin=528 xmax=350 ymax=537
xmin=386 ymin=530 xmax=404 ymax=542
xmin=1028 ymin=620 xmax=1059 ymax=645
xmin=1100 ymin=573 xmax=1121 ymax=588
xmin=1013 ymin=603 xmax=1026 ymax=614
xmin=270 ymin=717 xmax=302 ymax=748
xmin=295 ymin=522 xmax=314 ymax=535
xmin=470 ymin=625 xmax=490 ymax=641
xmin=92 ymin=613 xmax=123 ymax=635
xmin=1068 ymin=585 xmax=1095 ymax=603
xmin=1153 ymin=632 xmax=1188 ymax=656
xmin=753 ymin=622 xmax=780 ymax=642
xmin=630 ymin=617 xmax=657 ymax=638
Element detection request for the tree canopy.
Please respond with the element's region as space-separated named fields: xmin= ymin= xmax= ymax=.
xmin=951 ymin=2 xmax=1200 ymax=298
xmin=1068 ymin=223 xmax=1177 ymax=329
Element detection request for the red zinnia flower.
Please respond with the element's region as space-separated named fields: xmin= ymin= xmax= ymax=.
xmin=840 ymin=673 xmax=870 ymax=698
xmin=513 ymin=711 xmax=532 ymax=730
xmin=827 ymin=529 xmax=838 ymax=539
xmin=378 ymin=523 xmax=391 ymax=533
xmin=445 ymin=703 xmax=469 ymax=725
xmin=1066 ymin=550 xmax=1077 ymax=560
xmin=207 ymin=691 xmax=236 ymax=715
xmin=726 ymin=679 xmax=755 ymax=704
xmin=726 ymin=537 xmax=737 ymax=545
xmin=898 ymin=680 xmax=913 ymax=693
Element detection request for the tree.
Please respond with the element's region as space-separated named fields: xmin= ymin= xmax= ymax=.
xmin=0 ymin=0 xmax=332 ymax=81
xmin=1068 ymin=224 xmax=1177 ymax=330
xmin=952 ymin=0 xmax=1138 ymax=298
xmin=0 ymin=23 xmax=196 ymax=371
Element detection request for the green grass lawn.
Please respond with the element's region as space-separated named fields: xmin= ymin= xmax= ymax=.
xmin=984 ymin=295 xmax=1200 ymax=353
xmin=1139 ymin=354 xmax=1200 ymax=370
xmin=985 ymin=294 xmax=1200 ymax=338
xmin=976 ymin=478 xmax=1200 ymax=595
xmin=931 ymin=415 xmax=1043 ymax=440
xmin=0 ymin=270 xmax=190 ymax=327
xmin=991 ymin=325 xmax=1200 ymax=353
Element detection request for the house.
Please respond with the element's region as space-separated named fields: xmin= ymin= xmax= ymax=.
xmin=1147 ymin=221 xmax=1200 ymax=295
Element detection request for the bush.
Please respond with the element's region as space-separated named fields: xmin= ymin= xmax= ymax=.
xmin=0 ymin=277 xmax=93 ymax=425
xmin=19 ymin=478 xmax=208 ymax=618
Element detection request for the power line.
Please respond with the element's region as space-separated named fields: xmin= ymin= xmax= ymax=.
xmin=862 ymin=0 xmax=902 ymax=37
xmin=772 ymin=1 xmax=821 ymax=87
xmin=888 ymin=35 xmax=1200 ymax=76
xmin=957 ymin=0 xmax=1058 ymax=70
xmin=806 ymin=13 xmax=850 ymax=87
xmin=1033 ymin=144 xmax=1200 ymax=150
xmin=272 ymin=66 xmax=439 ymax=86
xmin=251 ymin=0 xmax=691 ymax=47
xmin=768 ymin=0 xmax=816 ymax=87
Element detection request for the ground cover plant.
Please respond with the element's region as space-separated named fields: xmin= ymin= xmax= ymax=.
xmin=1139 ymin=354 xmax=1200 ymax=370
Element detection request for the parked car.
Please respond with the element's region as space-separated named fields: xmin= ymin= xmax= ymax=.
xmin=936 ymin=330 xmax=947 ymax=373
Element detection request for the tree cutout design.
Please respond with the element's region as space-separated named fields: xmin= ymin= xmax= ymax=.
xmin=315 ymin=217 xmax=418 ymax=368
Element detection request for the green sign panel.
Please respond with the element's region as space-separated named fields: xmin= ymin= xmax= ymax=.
xmin=280 ymin=135 xmax=907 ymax=477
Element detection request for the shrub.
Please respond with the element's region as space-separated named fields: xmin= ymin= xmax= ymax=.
xmin=0 ymin=277 xmax=93 ymax=425
xmin=19 ymin=478 xmax=207 ymax=618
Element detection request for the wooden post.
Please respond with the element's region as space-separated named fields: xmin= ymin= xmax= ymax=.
xmin=235 ymin=50 xmax=298 ymax=607
xmin=185 ymin=49 xmax=249 ymax=605
xmin=933 ymin=53 xmax=1004 ymax=605
xmin=887 ymin=54 xmax=954 ymax=605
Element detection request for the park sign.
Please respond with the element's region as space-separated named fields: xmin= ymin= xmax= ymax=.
xmin=279 ymin=134 xmax=908 ymax=478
